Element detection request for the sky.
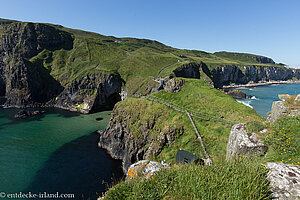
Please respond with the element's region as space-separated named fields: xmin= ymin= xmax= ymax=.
xmin=1 ymin=0 xmax=300 ymax=67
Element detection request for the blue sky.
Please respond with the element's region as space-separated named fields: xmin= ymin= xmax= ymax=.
xmin=1 ymin=0 xmax=300 ymax=67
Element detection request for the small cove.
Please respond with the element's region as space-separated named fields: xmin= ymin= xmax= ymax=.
xmin=0 ymin=107 xmax=123 ymax=199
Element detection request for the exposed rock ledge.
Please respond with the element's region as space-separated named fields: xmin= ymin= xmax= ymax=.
xmin=266 ymin=162 xmax=300 ymax=200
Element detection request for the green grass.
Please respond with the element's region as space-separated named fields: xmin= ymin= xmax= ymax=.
xmin=264 ymin=116 xmax=300 ymax=166
xmin=104 ymin=158 xmax=271 ymax=200
xmin=0 ymin=20 xmax=286 ymax=94
xmin=113 ymin=78 xmax=264 ymax=163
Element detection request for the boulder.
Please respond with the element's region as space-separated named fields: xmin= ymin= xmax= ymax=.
xmin=226 ymin=123 xmax=268 ymax=160
xmin=295 ymin=94 xmax=300 ymax=101
xmin=266 ymin=162 xmax=300 ymax=200
xmin=227 ymin=90 xmax=246 ymax=99
xmin=164 ymin=78 xmax=184 ymax=93
xmin=126 ymin=160 xmax=168 ymax=180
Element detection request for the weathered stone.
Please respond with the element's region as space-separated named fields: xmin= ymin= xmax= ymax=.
xmin=164 ymin=78 xmax=184 ymax=93
xmin=226 ymin=123 xmax=268 ymax=160
xmin=267 ymin=95 xmax=300 ymax=122
xmin=126 ymin=160 xmax=168 ymax=179
xmin=226 ymin=89 xmax=246 ymax=99
xmin=266 ymin=162 xmax=300 ymax=200
xmin=98 ymin=105 xmax=184 ymax=172
xmin=267 ymin=101 xmax=289 ymax=122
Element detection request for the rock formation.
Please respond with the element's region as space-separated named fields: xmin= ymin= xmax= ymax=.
xmin=126 ymin=160 xmax=168 ymax=180
xmin=267 ymin=94 xmax=300 ymax=122
xmin=211 ymin=65 xmax=299 ymax=88
xmin=164 ymin=78 xmax=184 ymax=93
xmin=98 ymin=101 xmax=183 ymax=172
xmin=226 ymin=123 xmax=268 ymax=160
xmin=266 ymin=162 xmax=300 ymax=200
xmin=0 ymin=22 xmax=122 ymax=113
xmin=226 ymin=89 xmax=246 ymax=99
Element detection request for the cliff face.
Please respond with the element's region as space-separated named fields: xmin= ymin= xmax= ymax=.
xmin=98 ymin=99 xmax=183 ymax=172
xmin=55 ymin=73 xmax=122 ymax=113
xmin=211 ymin=65 xmax=297 ymax=88
xmin=0 ymin=22 xmax=122 ymax=112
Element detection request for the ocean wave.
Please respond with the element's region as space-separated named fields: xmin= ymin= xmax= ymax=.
xmin=236 ymin=100 xmax=253 ymax=108
xmin=250 ymin=96 xmax=258 ymax=100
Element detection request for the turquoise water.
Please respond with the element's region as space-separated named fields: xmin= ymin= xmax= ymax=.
xmin=235 ymin=83 xmax=300 ymax=118
xmin=0 ymin=107 xmax=122 ymax=199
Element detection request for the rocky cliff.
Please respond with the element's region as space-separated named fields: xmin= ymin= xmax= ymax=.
xmin=0 ymin=22 xmax=122 ymax=113
xmin=98 ymin=98 xmax=184 ymax=172
xmin=210 ymin=65 xmax=299 ymax=88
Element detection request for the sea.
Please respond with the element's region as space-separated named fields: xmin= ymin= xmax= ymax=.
xmin=234 ymin=83 xmax=300 ymax=118
xmin=0 ymin=83 xmax=299 ymax=199
xmin=0 ymin=106 xmax=123 ymax=200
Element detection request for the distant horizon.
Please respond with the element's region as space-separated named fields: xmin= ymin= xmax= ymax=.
xmin=1 ymin=0 xmax=299 ymax=67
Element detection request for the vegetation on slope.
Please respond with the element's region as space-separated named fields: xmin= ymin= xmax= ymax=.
xmin=0 ymin=19 xmax=285 ymax=95
xmin=264 ymin=116 xmax=300 ymax=166
xmin=104 ymin=159 xmax=270 ymax=200
xmin=113 ymin=78 xmax=263 ymax=163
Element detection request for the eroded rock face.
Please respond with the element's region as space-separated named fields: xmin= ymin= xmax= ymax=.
xmin=55 ymin=73 xmax=122 ymax=113
xmin=211 ymin=65 xmax=297 ymax=88
xmin=164 ymin=78 xmax=184 ymax=93
xmin=98 ymin=103 xmax=183 ymax=172
xmin=226 ymin=123 xmax=268 ymax=160
xmin=266 ymin=162 xmax=300 ymax=200
xmin=173 ymin=63 xmax=200 ymax=79
xmin=0 ymin=22 xmax=123 ymax=113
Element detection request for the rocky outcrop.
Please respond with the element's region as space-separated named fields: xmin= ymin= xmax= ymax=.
xmin=0 ymin=22 xmax=123 ymax=113
xmin=98 ymin=102 xmax=183 ymax=172
xmin=226 ymin=90 xmax=246 ymax=99
xmin=267 ymin=94 xmax=300 ymax=122
xmin=173 ymin=63 xmax=200 ymax=79
xmin=164 ymin=78 xmax=184 ymax=93
xmin=55 ymin=73 xmax=122 ymax=113
xmin=14 ymin=110 xmax=47 ymax=119
xmin=211 ymin=65 xmax=298 ymax=88
xmin=126 ymin=160 xmax=168 ymax=179
xmin=266 ymin=162 xmax=300 ymax=200
xmin=226 ymin=123 xmax=268 ymax=160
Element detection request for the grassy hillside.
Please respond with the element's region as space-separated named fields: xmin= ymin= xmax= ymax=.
xmin=0 ymin=19 xmax=284 ymax=94
xmin=113 ymin=78 xmax=263 ymax=163
xmin=104 ymin=159 xmax=270 ymax=200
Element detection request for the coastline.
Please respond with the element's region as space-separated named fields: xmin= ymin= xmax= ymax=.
xmin=223 ymin=80 xmax=300 ymax=89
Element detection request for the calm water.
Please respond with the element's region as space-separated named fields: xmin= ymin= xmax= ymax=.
xmin=0 ymin=107 xmax=123 ymax=199
xmin=235 ymin=83 xmax=300 ymax=118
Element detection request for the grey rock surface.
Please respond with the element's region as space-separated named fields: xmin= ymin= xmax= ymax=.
xmin=226 ymin=123 xmax=268 ymax=160
xmin=164 ymin=78 xmax=184 ymax=93
xmin=266 ymin=162 xmax=300 ymax=200
xmin=126 ymin=160 xmax=167 ymax=179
